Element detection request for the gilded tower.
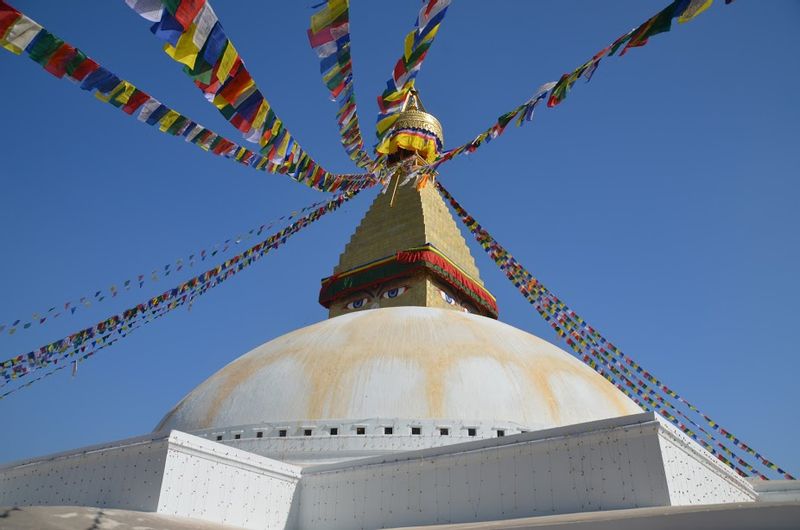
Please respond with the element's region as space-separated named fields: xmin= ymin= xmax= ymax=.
xmin=319 ymin=91 xmax=497 ymax=319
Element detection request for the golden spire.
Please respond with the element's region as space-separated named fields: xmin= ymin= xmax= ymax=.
xmin=319 ymin=169 xmax=497 ymax=319
xmin=377 ymin=89 xmax=444 ymax=164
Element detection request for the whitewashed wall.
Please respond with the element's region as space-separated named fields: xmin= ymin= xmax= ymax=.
xmin=657 ymin=423 xmax=757 ymax=504
xmin=0 ymin=433 xmax=168 ymax=511
xmin=157 ymin=431 xmax=301 ymax=529
xmin=0 ymin=431 xmax=301 ymax=530
xmin=297 ymin=414 xmax=673 ymax=529
xmin=297 ymin=413 xmax=757 ymax=530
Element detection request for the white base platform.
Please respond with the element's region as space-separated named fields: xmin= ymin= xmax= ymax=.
xmin=0 ymin=412 xmax=792 ymax=530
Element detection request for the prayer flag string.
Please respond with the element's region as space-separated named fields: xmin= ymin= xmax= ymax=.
xmin=426 ymin=0 xmax=733 ymax=170
xmin=0 ymin=196 xmax=337 ymax=338
xmin=375 ymin=0 xmax=451 ymax=145
xmin=0 ymin=293 xmax=180 ymax=400
xmin=308 ymin=0 xmax=375 ymax=170
xmin=0 ymin=184 xmax=371 ymax=390
xmin=0 ymin=1 xmax=370 ymax=193
xmin=125 ymin=0 xmax=365 ymax=190
xmin=436 ymin=181 xmax=793 ymax=481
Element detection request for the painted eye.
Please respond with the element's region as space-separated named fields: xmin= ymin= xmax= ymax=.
xmin=439 ymin=290 xmax=457 ymax=305
xmin=346 ymin=297 xmax=369 ymax=310
xmin=382 ymin=286 xmax=407 ymax=299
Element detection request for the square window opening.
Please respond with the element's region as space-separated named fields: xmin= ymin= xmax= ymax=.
xmin=256 ymin=431 xmax=263 ymax=438
xmin=304 ymin=429 xmax=312 ymax=436
xmin=279 ymin=429 xmax=287 ymax=437
xmin=384 ymin=427 xmax=393 ymax=435
xmin=215 ymin=435 xmax=222 ymax=441
xmin=467 ymin=428 xmax=477 ymax=437
xmin=234 ymin=434 xmax=241 ymax=440
xmin=411 ymin=427 xmax=421 ymax=435
xmin=497 ymin=429 xmax=505 ymax=437
xmin=330 ymin=427 xmax=339 ymax=435
xmin=440 ymin=428 xmax=449 ymax=436
xmin=356 ymin=427 xmax=366 ymax=435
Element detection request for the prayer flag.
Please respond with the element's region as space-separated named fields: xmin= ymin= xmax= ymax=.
xmin=43 ymin=43 xmax=76 ymax=78
xmin=124 ymin=0 xmax=163 ymax=22
xmin=1 ymin=14 xmax=41 ymax=54
xmin=163 ymin=23 xmax=200 ymax=68
xmin=192 ymin=2 xmax=217 ymax=49
xmin=215 ymin=40 xmax=237 ymax=82
xmin=174 ymin=0 xmax=205 ymax=31
xmin=150 ymin=10 xmax=183 ymax=47
xmin=678 ymin=0 xmax=714 ymax=23
xmin=311 ymin=0 xmax=348 ymax=34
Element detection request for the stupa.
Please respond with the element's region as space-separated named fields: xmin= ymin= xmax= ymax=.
xmin=1 ymin=92 xmax=798 ymax=530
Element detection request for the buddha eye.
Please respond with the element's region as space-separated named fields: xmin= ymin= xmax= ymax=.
xmin=345 ymin=297 xmax=369 ymax=310
xmin=381 ymin=286 xmax=407 ymax=299
xmin=439 ymin=290 xmax=457 ymax=305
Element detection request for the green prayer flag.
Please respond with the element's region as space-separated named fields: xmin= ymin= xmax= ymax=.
xmin=27 ymin=31 xmax=63 ymax=66
xmin=64 ymin=49 xmax=87 ymax=76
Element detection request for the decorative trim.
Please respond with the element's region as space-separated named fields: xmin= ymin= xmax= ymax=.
xmin=319 ymin=244 xmax=498 ymax=317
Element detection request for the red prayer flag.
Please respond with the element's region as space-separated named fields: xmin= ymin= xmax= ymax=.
xmin=307 ymin=26 xmax=333 ymax=48
xmin=330 ymin=79 xmax=347 ymax=98
xmin=122 ymin=89 xmax=150 ymax=115
xmin=44 ymin=43 xmax=76 ymax=78
xmin=393 ymin=60 xmax=408 ymax=82
xmin=230 ymin=113 xmax=251 ymax=133
xmin=217 ymin=67 xmax=252 ymax=104
xmin=0 ymin=1 xmax=20 ymax=37
xmin=173 ymin=0 xmax=205 ymax=30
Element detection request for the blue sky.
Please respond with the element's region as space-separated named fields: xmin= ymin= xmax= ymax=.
xmin=1 ymin=1 xmax=798 ymax=475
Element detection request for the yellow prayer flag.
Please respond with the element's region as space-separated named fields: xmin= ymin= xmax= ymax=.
xmin=1 ymin=40 xmax=23 ymax=55
xmin=216 ymin=41 xmax=238 ymax=82
xmin=95 ymin=81 xmax=125 ymax=102
xmin=112 ymin=82 xmax=137 ymax=105
xmin=276 ymin=132 xmax=291 ymax=158
xmin=271 ymin=118 xmax=283 ymax=137
xmin=251 ymin=100 xmax=270 ymax=131
xmin=163 ymin=23 xmax=200 ymax=68
xmin=158 ymin=110 xmax=181 ymax=132
xmin=322 ymin=66 xmax=341 ymax=85
xmin=212 ymin=93 xmax=228 ymax=110
xmin=420 ymin=24 xmax=440 ymax=45
xmin=679 ymin=0 xmax=714 ymax=23
xmin=382 ymin=90 xmax=407 ymax=104
xmin=310 ymin=0 xmax=348 ymax=34
xmin=403 ymin=31 xmax=415 ymax=61
xmin=376 ymin=113 xmax=400 ymax=136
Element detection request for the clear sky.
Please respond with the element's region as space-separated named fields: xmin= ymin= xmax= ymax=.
xmin=1 ymin=1 xmax=798 ymax=475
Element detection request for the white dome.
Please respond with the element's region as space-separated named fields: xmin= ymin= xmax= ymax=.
xmin=155 ymin=307 xmax=641 ymax=433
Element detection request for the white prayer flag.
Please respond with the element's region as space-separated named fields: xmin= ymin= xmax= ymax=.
xmin=2 ymin=16 xmax=43 ymax=54
xmin=125 ymin=0 xmax=164 ymax=22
